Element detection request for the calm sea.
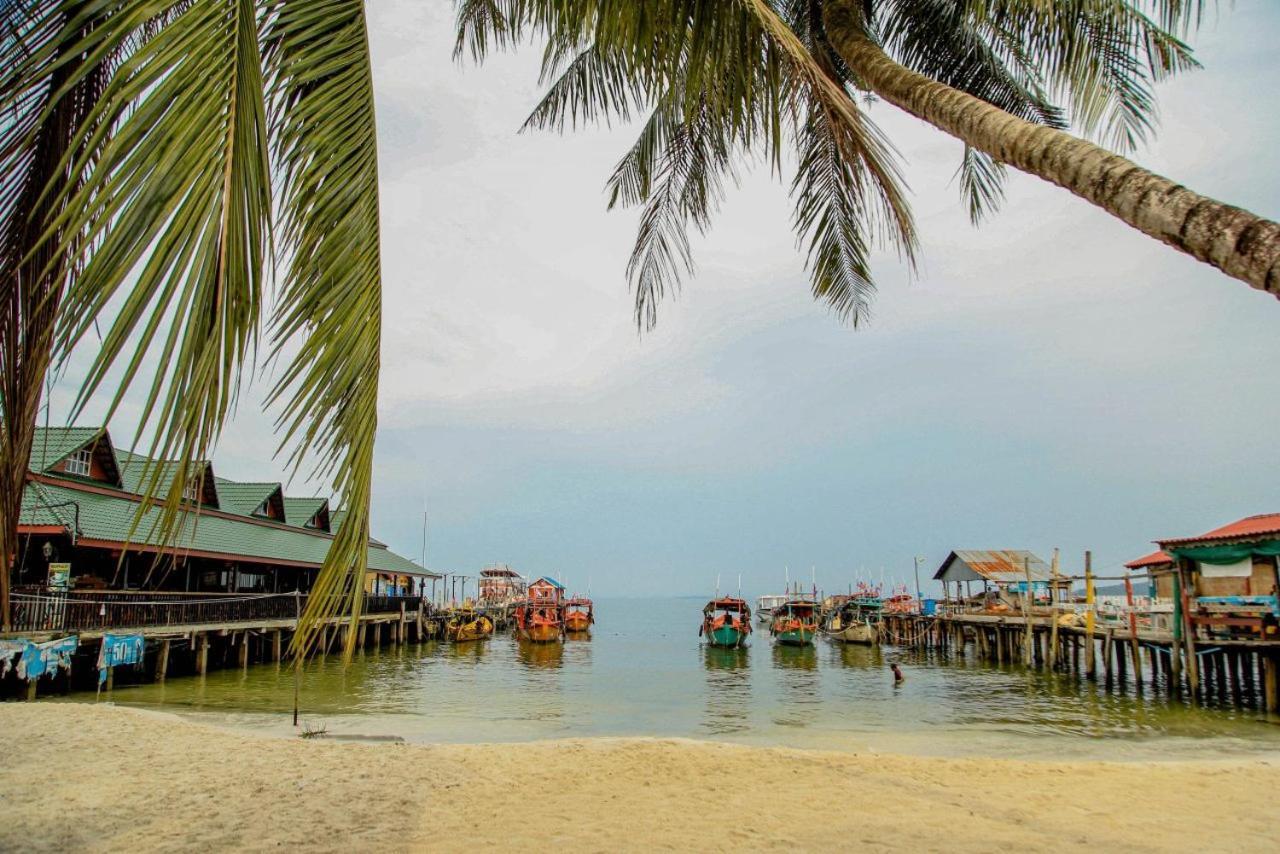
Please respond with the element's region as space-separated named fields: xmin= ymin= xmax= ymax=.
xmin=87 ymin=597 xmax=1280 ymax=759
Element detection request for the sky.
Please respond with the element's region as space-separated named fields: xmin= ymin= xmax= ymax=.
xmin=49 ymin=2 xmax=1280 ymax=598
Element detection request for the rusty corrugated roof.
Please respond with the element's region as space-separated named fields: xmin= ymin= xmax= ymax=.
xmin=934 ymin=550 xmax=1050 ymax=583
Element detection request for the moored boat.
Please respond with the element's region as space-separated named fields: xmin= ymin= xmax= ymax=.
xmin=769 ymin=600 xmax=818 ymax=646
xmin=755 ymin=594 xmax=786 ymax=624
xmin=564 ymin=596 xmax=594 ymax=633
xmin=445 ymin=607 xmax=494 ymax=642
xmin=514 ymin=576 xmax=566 ymax=643
xmin=700 ymin=597 xmax=752 ymax=648
xmin=823 ymin=596 xmax=881 ymax=645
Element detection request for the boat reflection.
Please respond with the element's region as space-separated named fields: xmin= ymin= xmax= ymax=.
xmin=772 ymin=643 xmax=817 ymax=671
xmin=516 ymin=639 xmax=565 ymax=670
xmin=834 ymin=640 xmax=883 ymax=669
xmin=701 ymin=645 xmax=751 ymax=734
xmin=771 ymin=643 xmax=820 ymax=730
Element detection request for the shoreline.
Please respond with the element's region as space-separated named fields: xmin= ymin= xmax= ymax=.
xmin=3 ymin=704 xmax=1279 ymax=852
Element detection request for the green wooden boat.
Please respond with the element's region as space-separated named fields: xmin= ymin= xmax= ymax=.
xmin=769 ymin=600 xmax=818 ymax=646
xmin=700 ymin=597 xmax=752 ymax=648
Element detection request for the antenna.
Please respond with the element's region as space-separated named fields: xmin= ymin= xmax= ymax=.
xmin=420 ymin=505 xmax=427 ymax=568
xmin=737 ymin=573 xmax=742 ymax=598
xmin=716 ymin=573 xmax=721 ymax=597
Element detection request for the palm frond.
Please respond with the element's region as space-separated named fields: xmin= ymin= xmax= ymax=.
xmin=960 ymin=0 xmax=1201 ymax=152
xmin=264 ymin=0 xmax=382 ymax=662
xmin=954 ymin=144 xmax=1007 ymax=225
xmin=9 ymin=0 xmax=270 ymax=561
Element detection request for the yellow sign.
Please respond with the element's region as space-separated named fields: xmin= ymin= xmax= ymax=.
xmin=48 ymin=562 xmax=71 ymax=591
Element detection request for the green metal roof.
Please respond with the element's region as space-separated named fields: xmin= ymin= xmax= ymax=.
xmin=283 ymin=497 xmax=327 ymax=528
xmin=20 ymin=479 xmax=435 ymax=576
xmin=21 ymin=428 xmax=435 ymax=578
xmin=115 ymin=448 xmax=207 ymax=498
xmin=215 ymin=478 xmax=282 ymax=516
xmin=29 ymin=427 xmax=106 ymax=472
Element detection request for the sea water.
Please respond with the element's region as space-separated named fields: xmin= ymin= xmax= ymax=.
xmin=85 ymin=597 xmax=1280 ymax=759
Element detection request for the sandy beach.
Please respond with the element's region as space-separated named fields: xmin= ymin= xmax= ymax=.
xmin=0 ymin=704 xmax=1276 ymax=852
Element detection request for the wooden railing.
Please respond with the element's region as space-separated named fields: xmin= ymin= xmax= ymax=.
xmin=6 ymin=590 xmax=424 ymax=635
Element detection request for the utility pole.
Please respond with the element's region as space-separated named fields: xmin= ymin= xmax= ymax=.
xmin=913 ymin=555 xmax=925 ymax=613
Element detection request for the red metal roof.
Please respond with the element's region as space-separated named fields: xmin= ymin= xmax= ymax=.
xmin=1159 ymin=513 xmax=1280 ymax=547
xmin=1125 ymin=549 xmax=1173 ymax=569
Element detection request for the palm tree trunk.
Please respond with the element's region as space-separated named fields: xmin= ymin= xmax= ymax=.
xmin=0 ymin=7 xmax=110 ymax=630
xmin=821 ymin=2 xmax=1280 ymax=296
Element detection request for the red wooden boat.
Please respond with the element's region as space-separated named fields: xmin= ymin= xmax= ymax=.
xmin=514 ymin=577 xmax=566 ymax=643
xmin=564 ymin=596 xmax=594 ymax=633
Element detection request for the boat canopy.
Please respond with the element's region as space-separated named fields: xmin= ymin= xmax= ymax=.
xmin=778 ymin=600 xmax=816 ymax=615
xmin=704 ymin=597 xmax=751 ymax=614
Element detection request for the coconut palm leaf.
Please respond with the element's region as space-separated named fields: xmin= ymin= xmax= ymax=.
xmin=263 ymin=0 xmax=383 ymax=661
xmin=26 ymin=0 xmax=271 ymax=559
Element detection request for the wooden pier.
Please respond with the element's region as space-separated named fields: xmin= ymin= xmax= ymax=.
xmin=881 ymin=609 xmax=1280 ymax=712
xmin=0 ymin=591 xmax=447 ymax=699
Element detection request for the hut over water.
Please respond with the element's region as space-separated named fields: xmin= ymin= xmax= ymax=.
xmin=933 ymin=550 xmax=1050 ymax=606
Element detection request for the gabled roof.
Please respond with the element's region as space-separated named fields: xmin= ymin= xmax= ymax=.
xmin=328 ymin=508 xmax=385 ymax=547
xmin=533 ymin=576 xmax=565 ymax=589
xmin=216 ymin=479 xmax=285 ymax=519
xmin=1158 ymin=513 xmax=1280 ymax=548
xmin=1125 ymin=549 xmax=1173 ymax=570
xmin=934 ymin=550 xmax=1050 ymax=583
xmin=283 ymin=497 xmax=329 ymax=530
xmin=117 ymin=449 xmax=217 ymax=506
xmin=29 ymin=427 xmax=106 ymax=472
xmin=30 ymin=426 xmax=122 ymax=487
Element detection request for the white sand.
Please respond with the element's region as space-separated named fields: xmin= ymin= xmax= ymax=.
xmin=1 ymin=703 xmax=1277 ymax=852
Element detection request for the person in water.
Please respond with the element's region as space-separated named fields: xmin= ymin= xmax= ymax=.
xmin=890 ymin=663 xmax=905 ymax=683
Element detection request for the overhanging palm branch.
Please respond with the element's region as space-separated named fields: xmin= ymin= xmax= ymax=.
xmin=0 ymin=0 xmax=383 ymax=658
xmin=456 ymin=1 xmax=1279 ymax=301
xmin=459 ymin=0 xmax=918 ymax=330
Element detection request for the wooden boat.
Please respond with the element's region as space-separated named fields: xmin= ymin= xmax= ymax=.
xmin=769 ymin=600 xmax=818 ymax=646
xmin=445 ymin=607 xmax=494 ymax=643
xmin=755 ymin=594 xmax=786 ymax=624
xmin=700 ymin=597 xmax=752 ymax=648
xmin=564 ymin=596 xmax=594 ymax=633
xmin=514 ymin=576 xmax=566 ymax=643
xmin=823 ymin=595 xmax=881 ymax=645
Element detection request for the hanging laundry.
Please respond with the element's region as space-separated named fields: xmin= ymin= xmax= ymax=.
xmin=17 ymin=636 xmax=79 ymax=680
xmin=98 ymin=634 xmax=146 ymax=684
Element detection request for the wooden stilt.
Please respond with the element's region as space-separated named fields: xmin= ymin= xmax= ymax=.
xmin=1102 ymin=630 xmax=1114 ymax=686
xmin=26 ymin=679 xmax=37 ymax=701
xmin=1228 ymin=650 xmax=1243 ymax=707
xmin=1084 ymin=552 xmax=1096 ymax=681
xmin=1263 ymin=653 xmax=1279 ymax=713
xmin=272 ymin=630 xmax=282 ymax=663
xmin=155 ymin=639 xmax=171 ymax=683
xmin=197 ymin=634 xmax=209 ymax=676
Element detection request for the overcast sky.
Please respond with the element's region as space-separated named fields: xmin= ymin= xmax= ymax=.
xmin=51 ymin=2 xmax=1280 ymax=597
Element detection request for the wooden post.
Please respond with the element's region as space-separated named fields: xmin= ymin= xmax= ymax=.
xmin=197 ymin=634 xmax=209 ymax=676
xmin=1228 ymin=650 xmax=1243 ymax=707
xmin=238 ymin=633 xmax=249 ymax=670
xmin=106 ymin=666 xmax=114 ymax=691
xmin=1084 ymin=551 xmax=1096 ymax=680
xmin=1048 ymin=549 xmax=1060 ymax=670
xmin=1021 ymin=557 xmax=1034 ymax=666
xmin=1102 ymin=628 xmax=1114 ymax=686
xmin=155 ymin=639 xmax=171 ymax=683
xmin=1123 ymin=575 xmax=1143 ymax=694
xmin=1170 ymin=575 xmax=1183 ymax=693
xmin=1263 ymin=653 xmax=1279 ymax=713
xmin=272 ymin=630 xmax=282 ymax=663
xmin=1178 ymin=563 xmax=1200 ymax=703
xmin=25 ymin=679 xmax=37 ymax=701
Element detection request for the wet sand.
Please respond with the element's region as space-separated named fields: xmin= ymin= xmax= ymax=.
xmin=1 ymin=703 xmax=1277 ymax=852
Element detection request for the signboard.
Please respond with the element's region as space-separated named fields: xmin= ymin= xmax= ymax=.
xmin=47 ymin=562 xmax=71 ymax=592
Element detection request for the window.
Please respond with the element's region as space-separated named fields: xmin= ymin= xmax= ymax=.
xmin=64 ymin=448 xmax=92 ymax=477
xmin=182 ymin=479 xmax=200 ymax=502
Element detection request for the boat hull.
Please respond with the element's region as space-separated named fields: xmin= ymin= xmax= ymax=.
xmin=825 ymin=623 xmax=877 ymax=645
xmin=521 ymin=623 xmax=563 ymax=643
xmin=564 ymin=614 xmax=591 ymax=633
xmin=706 ymin=625 xmax=748 ymax=648
xmin=773 ymin=628 xmax=816 ymax=646
xmin=445 ymin=617 xmax=493 ymax=643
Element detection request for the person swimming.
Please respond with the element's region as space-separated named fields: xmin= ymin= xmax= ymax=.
xmin=890 ymin=663 xmax=905 ymax=684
